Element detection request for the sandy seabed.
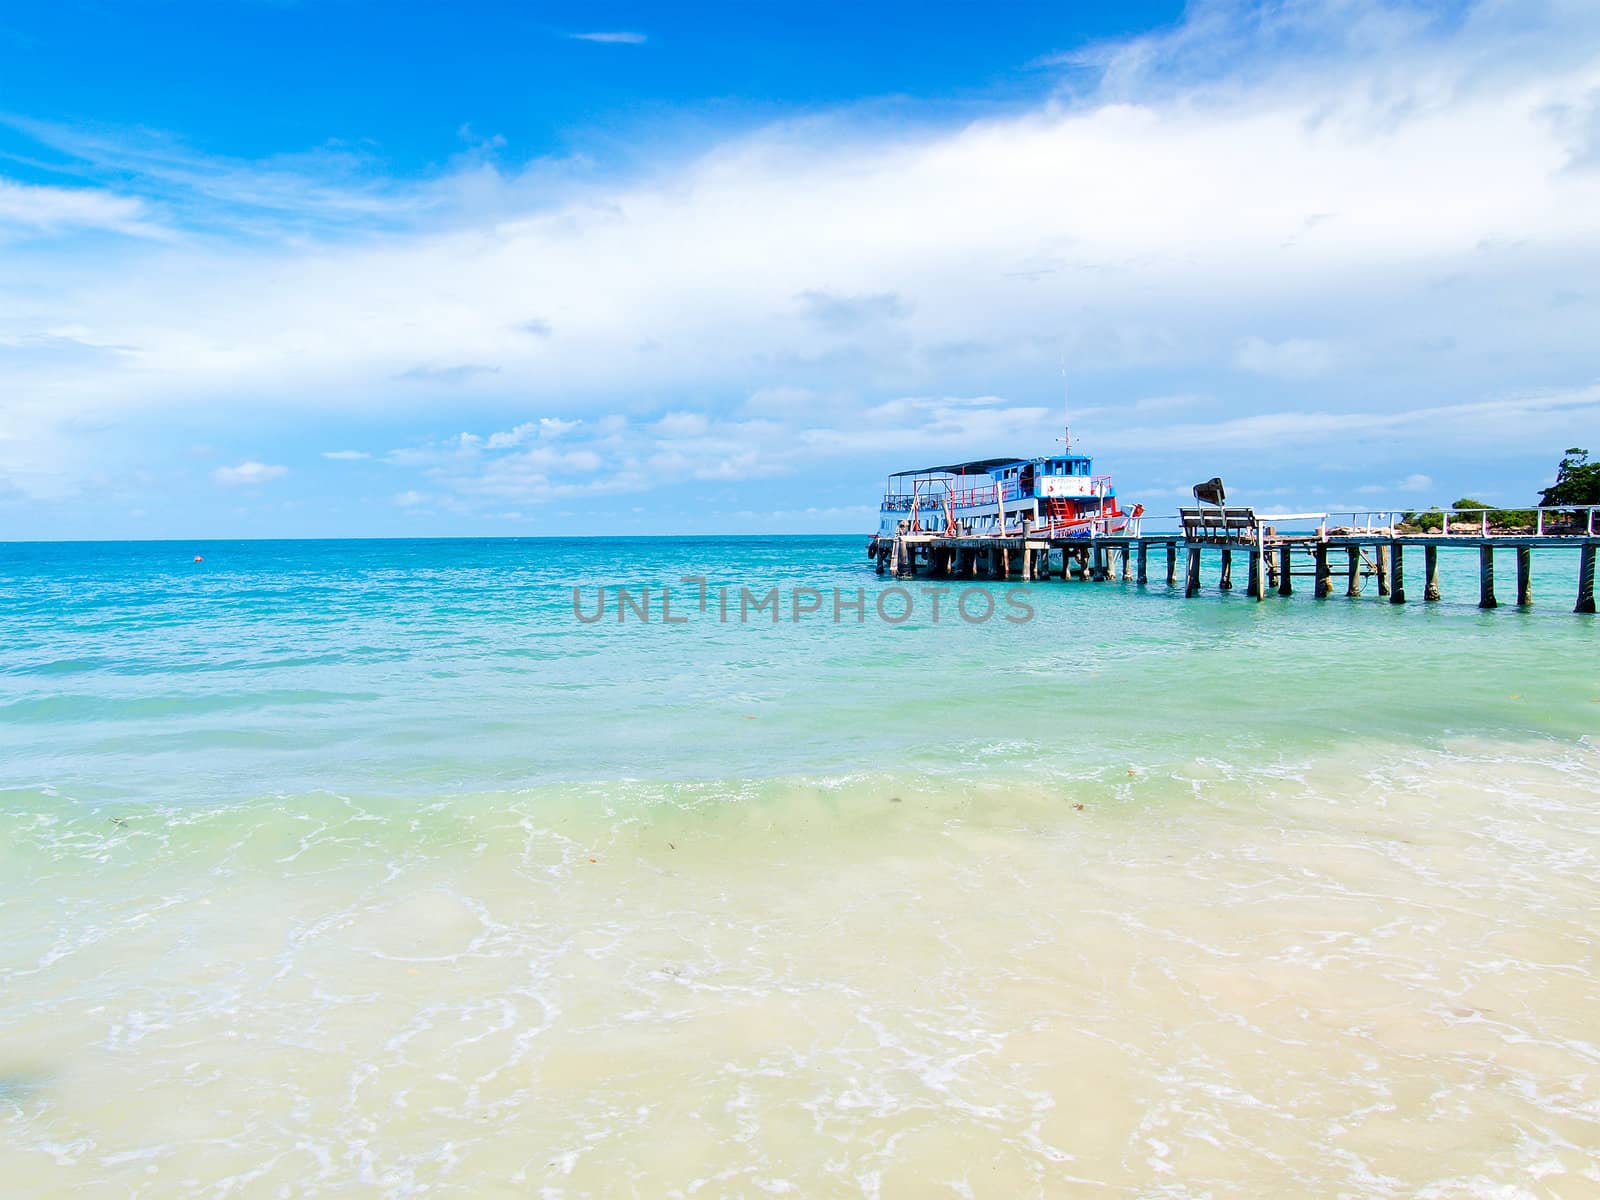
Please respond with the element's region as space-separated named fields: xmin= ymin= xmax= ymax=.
xmin=2 ymin=740 xmax=1598 ymax=1198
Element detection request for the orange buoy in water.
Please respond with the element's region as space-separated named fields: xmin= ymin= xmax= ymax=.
xmin=193 ymin=555 xmax=204 ymax=563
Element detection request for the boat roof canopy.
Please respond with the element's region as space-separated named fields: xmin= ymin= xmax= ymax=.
xmin=888 ymin=452 xmax=1092 ymax=478
xmin=888 ymin=457 xmax=1024 ymax=478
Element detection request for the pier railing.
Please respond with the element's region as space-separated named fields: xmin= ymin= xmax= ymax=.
xmin=1143 ymin=506 xmax=1600 ymax=540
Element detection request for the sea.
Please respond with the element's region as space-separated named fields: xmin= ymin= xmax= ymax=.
xmin=1 ymin=536 xmax=1596 ymax=1198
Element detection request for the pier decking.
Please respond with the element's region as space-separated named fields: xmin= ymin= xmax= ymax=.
xmin=868 ymin=507 xmax=1600 ymax=614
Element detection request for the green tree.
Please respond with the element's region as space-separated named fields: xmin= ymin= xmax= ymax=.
xmin=1403 ymin=497 xmax=1534 ymax=532
xmin=1537 ymin=448 xmax=1600 ymax=507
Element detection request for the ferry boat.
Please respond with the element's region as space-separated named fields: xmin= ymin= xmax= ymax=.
xmin=872 ymin=436 xmax=1141 ymax=541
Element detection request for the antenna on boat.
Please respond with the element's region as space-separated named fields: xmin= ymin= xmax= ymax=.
xmin=1058 ymin=356 xmax=1072 ymax=453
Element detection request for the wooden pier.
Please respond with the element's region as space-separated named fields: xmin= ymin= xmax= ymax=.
xmin=868 ymin=506 xmax=1600 ymax=615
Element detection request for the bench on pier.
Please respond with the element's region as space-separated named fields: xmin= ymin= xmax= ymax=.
xmin=1179 ymin=506 xmax=1260 ymax=544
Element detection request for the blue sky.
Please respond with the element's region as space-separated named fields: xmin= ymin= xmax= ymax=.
xmin=2 ymin=0 xmax=1598 ymax=538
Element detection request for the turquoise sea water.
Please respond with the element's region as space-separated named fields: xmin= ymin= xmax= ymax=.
xmin=2 ymin=537 xmax=1597 ymax=1196
xmin=2 ymin=536 xmax=1595 ymax=802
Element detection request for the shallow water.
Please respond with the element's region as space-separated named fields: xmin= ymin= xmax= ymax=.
xmin=1 ymin=537 xmax=1597 ymax=1196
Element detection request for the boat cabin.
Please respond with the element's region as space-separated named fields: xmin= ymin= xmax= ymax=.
xmin=878 ymin=453 xmax=1121 ymax=538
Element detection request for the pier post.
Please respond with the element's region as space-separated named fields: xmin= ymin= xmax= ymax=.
xmin=1278 ymin=544 xmax=1293 ymax=597
xmin=1516 ymin=547 xmax=1532 ymax=607
xmin=1121 ymin=546 xmax=1133 ymax=582
xmin=1389 ymin=541 xmax=1406 ymax=604
xmin=1091 ymin=544 xmax=1107 ymax=582
xmin=1137 ymin=542 xmax=1149 ymax=585
xmin=1165 ymin=543 xmax=1177 ymax=587
xmin=1375 ymin=544 xmax=1390 ymax=597
xmin=1248 ymin=545 xmax=1265 ymax=600
xmin=1266 ymin=551 xmax=1279 ymax=590
xmin=1424 ymin=546 xmax=1441 ymax=602
xmin=1346 ymin=547 xmax=1362 ymax=598
xmin=1021 ymin=547 xmax=1032 ymax=581
xmin=1219 ymin=548 xmax=1233 ymax=590
xmin=1185 ymin=547 xmax=1202 ymax=597
xmin=1314 ymin=543 xmax=1331 ymax=598
xmin=1577 ymin=543 xmax=1596 ymax=614
xmin=1479 ymin=545 xmax=1497 ymax=609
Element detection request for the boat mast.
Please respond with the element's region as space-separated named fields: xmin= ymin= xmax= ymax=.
xmin=1058 ymin=357 xmax=1072 ymax=453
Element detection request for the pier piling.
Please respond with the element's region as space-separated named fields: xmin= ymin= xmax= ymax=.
xmin=866 ymin=504 xmax=1599 ymax=619
xmin=1389 ymin=541 xmax=1406 ymax=604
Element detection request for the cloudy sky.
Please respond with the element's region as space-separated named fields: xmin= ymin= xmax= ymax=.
xmin=2 ymin=0 xmax=1598 ymax=538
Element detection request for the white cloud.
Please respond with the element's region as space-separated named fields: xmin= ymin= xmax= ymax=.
xmin=570 ymin=31 xmax=646 ymax=45
xmin=483 ymin=417 xmax=581 ymax=449
xmin=1095 ymin=385 xmax=1600 ymax=456
xmin=2 ymin=116 xmax=424 ymax=235
xmin=0 ymin=179 xmax=165 ymax=240
xmin=212 ymin=460 xmax=288 ymax=486
xmin=655 ymin=411 xmax=711 ymax=437
xmin=18 ymin=1 xmax=1593 ymax=431
xmin=1234 ymin=336 xmax=1338 ymax=379
xmin=3 ymin=1 xmax=1599 ymax=514
xmin=321 ymin=449 xmax=369 ymax=460
xmin=1131 ymin=393 xmax=1204 ymax=413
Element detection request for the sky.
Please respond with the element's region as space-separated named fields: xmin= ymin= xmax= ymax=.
xmin=1 ymin=0 xmax=1598 ymax=539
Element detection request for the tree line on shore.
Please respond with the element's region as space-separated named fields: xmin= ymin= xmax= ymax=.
xmin=1401 ymin=448 xmax=1599 ymax=532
